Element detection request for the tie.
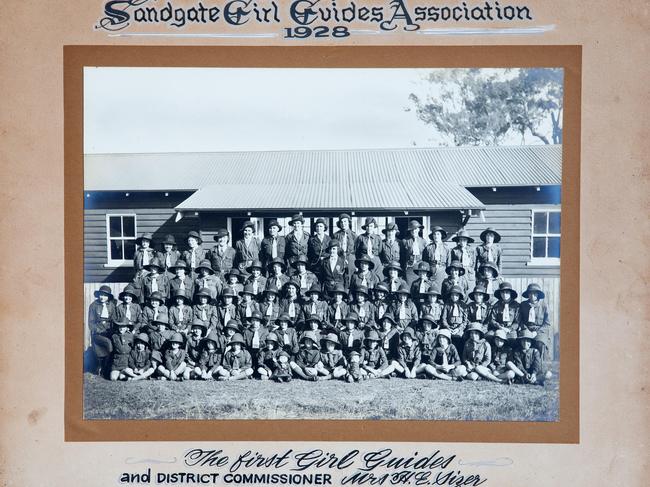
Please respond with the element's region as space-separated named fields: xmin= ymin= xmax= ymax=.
xmin=300 ymin=275 xmax=306 ymax=288
xmin=330 ymin=258 xmax=336 ymax=271
xmin=253 ymin=281 xmax=258 ymax=294
xmin=201 ymin=307 xmax=207 ymax=321
xmin=101 ymin=303 xmax=109 ymax=318
xmin=487 ymin=247 xmax=494 ymax=262
xmin=246 ymin=303 xmax=252 ymax=317
xmin=419 ymin=280 xmax=426 ymax=293
xmin=378 ymin=304 xmax=385 ymax=318
xmin=383 ymin=337 xmax=389 ymax=349
xmin=143 ymin=251 xmax=150 ymax=266
xmin=529 ymin=305 xmax=536 ymax=323
xmin=399 ymin=304 xmax=406 ymax=319
xmin=191 ymin=250 xmax=196 ymax=268
xmin=452 ymin=304 xmax=459 ymax=318
xmin=266 ymin=304 xmax=273 ymax=316
xmin=462 ymin=249 xmax=470 ymax=266
xmin=334 ymin=305 xmax=341 ymax=320
xmin=252 ymin=330 xmax=260 ymax=348
xmin=165 ymin=253 xmax=171 ymax=268
xmin=434 ymin=245 xmax=441 ymax=262
xmin=125 ymin=306 xmax=131 ymax=320
xmin=276 ymin=278 xmax=282 ymax=289
xmin=341 ymin=233 xmax=347 ymax=252
xmin=289 ymin=302 xmax=295 ymax=318
xmin=392 ymin=280 xmax=397 ymax=292
xmin=367 ymin=238 xmax=373 ymax=256
xmin=361 ymin=276 xmax=367 ymax=287
xmin=442 ymin=350 xmax=448 ymax=366
xmin=348 ymin=333 xmax=354 ymax=348
xmin=224 ymin=309 xmax=231 ymax=324
xmin=311 ymin=303 xmax=316 ymax=315
xmin=476 ymin=305 xmax=482 ymax=320
xmin=178 ymin=306 xmax=184 ymax=321
xmin=180 ymin=280 xmax=185 ymax=291
xmin=358 ymin=306 xmax=366 ymax=318
xmin=283 ymin=333 xmax=290 ymax=345
xmin=272 ymin=238 xmax=277 ymax=258
xmin=413 ymin=239 xmax=419 ymax=256
xmin=153 ymin=308 xmax=159 ymax=321
xmin=486 ymin=280 xmax=493 ymax=294
xmin=151 ymin=278 xmax=158 ymax=292
xmin=503 ymin=303 xmax=510 ymax=322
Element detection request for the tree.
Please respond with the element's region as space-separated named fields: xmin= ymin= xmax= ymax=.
xmin=408 ymin=68 xmax=563 ymax=145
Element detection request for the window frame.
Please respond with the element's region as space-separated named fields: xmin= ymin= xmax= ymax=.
xmin=529 ymin=208 xmax=561 ymax=266
xmin=104 ymin=213 xmax=138 ymax=268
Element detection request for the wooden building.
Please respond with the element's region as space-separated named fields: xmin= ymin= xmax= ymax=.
xmin=84 ymin=145 xmax=562 ymax=355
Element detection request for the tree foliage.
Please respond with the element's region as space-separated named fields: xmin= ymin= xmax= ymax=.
xmin=408 ymin=68 xmax=563 ymax=145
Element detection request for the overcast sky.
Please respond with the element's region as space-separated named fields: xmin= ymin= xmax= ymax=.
xmin=83 ymin=67 xmax=537 ymax=153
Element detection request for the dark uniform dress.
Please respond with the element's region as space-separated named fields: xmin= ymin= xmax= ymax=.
xmin=513 ymin=347 xmax=543 ymax=381
xmin=169 ymin=276 xmax=195 ymax=302
xmin=235 ymin=237 xmax=262 ymax=271
xmin=423 ymin=242 xmax=450 ymax=289
xmin=111 ymin=331 xmax=134 ymax=371
xmin=222 ymin=349 xmax=253 ymax=372
xmin=279 ymin=298 xmax=304 ymax=324
xmin=487 ymin=301 xmax=521 ymax=339
xmin=354 ymin=233 xmax=383 ymax=280
xmin=113 ymin=302 xmax=142 ymax=330
xmin=320 ymin=255 xmax=348 ymax=295
xmin=333 ymin=228 xmax=357 ymax=279
xmin=349 ymin=302 xmax=376 ymax=331
xmin=320 ymin=349 xmax=346 ymax=372
xmin=184 ymin=335 xmax=204 ymax=368
xmin=418 ymin=302 xmax=443 ymax=323
xmin=440 ymin=302 xmax=469 ymax=352
xmin=339 ymin=328 xmax=364 ymax=355
xmin=210 ymin=245 xmax=236 ymax=280
xmin=142 ymin=273 xmax=170 ymax=303
xmin=259 ymin=301 xmax=280 ymax=326
xmin=410 ymin=277 xmax=433 ymax=308
xmin=474 ymin=244 xmax=503 ymax=276
xmin=216 ymin=304 xmax=238 ymax=329
xmin=362 ymin=347 xmax=389 ymax=371
xmin=163 ymin=348 xmax=187 ymax=372
xmin=440 ymin=276 xmax=470 ymax=302
xmin=257 ymin=348 xmax=281 ymax=374
xmin=182 ymin=245 xmax=210 ymax=278
xmin=379 ymin=328 xmax=400 ymax=361
xmin=467 ymin=302 xmax=491 ymax=333
xmin=448 ymin=246 xmax=476 ymax=290
xmin=294 ymin=348 xmax=321 ymax=369
xmin=325 ymin=301 xmax=349 ymax=329
xmin=489 ymin=345 xmax=513 ymax=374
xmin=275 ymin=327 xmax=300 ymax=355
xmin=400 ymin=236 xmax=427 ymax=285
xmin=260 ymin=236 xmax=286 ymax=272
xmin=380 ymin=238 xmax=401 ymax=268
xmin=194 ymin=274 xmax=222 ymax=301
xmin=199 ymin=349 xmax=224 ymax=374
xmin=416 ymin=329 xmax=439 ymax=364
xmin=462 ymin=339 xmax=492 ymax=368
xmin=518 ymin=300 xmax=552 ymax=360
xmin=158 ymin=248 xmax=182 ymax=279
xmin=88 ymin=300 xmax=117 ymax=359
xmin=192 ymin=304 xmax=220 ymax=332
xmin=307 ymin=234 xmax=332 ymax=272
xmin=169 ymin=305 xmax=193 ymax=333
xmin=128 ymin=348 xmax=152 ymax=372
xmin=388 ymin=300 xmax=419 ymax=331
xmin=397 ymin=343 xmax=421 ymax=371
xmin=301 ymin=300 xmax=329 ymax=323
xmin=285 ymin=231 xmax=310 ymax=275
xmin=427 ymin=344 xmax=462 ymax=367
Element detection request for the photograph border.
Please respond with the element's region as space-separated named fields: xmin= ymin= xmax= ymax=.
xmin=64 ymin=45 xmax=581 ymax=443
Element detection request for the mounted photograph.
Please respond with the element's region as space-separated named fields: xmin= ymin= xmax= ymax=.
xmin=82 ymin=66 xmax=563 ymax=421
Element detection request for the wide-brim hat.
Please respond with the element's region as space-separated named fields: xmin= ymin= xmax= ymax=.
xmin=204 ymin=331 xmax=220 ymax=345
xmin=342 ymin=312 xmax=359 ymax=323
xmin=246 ymin=260 xmax=264 ymax=273
xmin=168 ymin=332 xmax=184 ymax=344
xmin=240 ymin=284 xmax=256 ymax=296
xmin=493 ymin=329 xmax=509 ymax=342
xmin=195 ymin=287 xmax=212 ymax=299
xmin=407 ymin=220 xmax=423 ymax=231
xmin=361 ymin=217 xmax=377 ymax=230
xmin=241 ymin=220 xmax=256 ymax=232
xmin=148 ymin=291 xmax=165 ymax=303
xmin=313 ymin=217 xmax=328 ymax=230
xmin=494 ymin=282 xmax=518 ymax=300
xmin=424 ymin=285 xmax=441 ymax=297
xmin=144 ymin=258 xmax=164 ymax=272
xmin=224 ymin=320 xmax=241 ymax=333
xmin=290 ymin=256 xmax=309 ymax=269
xmin=395 ymin=284 xmax=411 ymax=295
xmin=401 ymin=327 xmax=416 ymax=341
xmin=248 ymin=311 xmax=263 ymax=322
xmin=187 ymin=231 xmax=202 ymax=244
xmin=305 ymin=282 xmax=323 ymax=297
xmin=354 ymin=255 xmax=375 ymax=270
xmin=421 ymin=314 xmax=439 ymax=326
xmin=225 ymin=269 xmax=242 ymax=281
xmin=429 ymin=226 xmax=448 ymax=240
xmin=170 ymin=260 xmax=189 ymax=272
xmin=213 ymin=228 xmax=229 ymax=241
xmin=380 ymin=313 xmax=397 ymax=326
xmin=151 ymin=350 xmax=163 ymax=363
xmin=469 ymin=285 xmax=489 ymax=301
xmin=195 ymin=260 xmax=214 ymax=274
xmin=448 ymin=285 xmax=465 ymax=299
xmin=452 ymin=229 xmax=474 ymax=243
xmin=151 ymin=313 xmax=169 ymax=326
xmin=118 ymin=285 xmax=137 ymax=301
xmin=436 ymin=328 xmax=452 ymax=342
xmin=517 ymin=329 xmax=537 ymax=342
xmin=336 ymin=213 xmax=352 ymax=228
xmin=265 ymin=332 xmax=279 ymax=344
xmin=135 ymin=233 xmax=154 ymax=246
xmin=267 ymin=257 xmax=287 ymax=271
xmin=478 ymin=261 xmax=500 ymax=277
xmin=190 ymin=319 xmax=208 ymax=333
xmin=276 ymin=313 xmax=292 ymax=324
xmin=349 ymin=350 xmax=361 ymax=357
xmin=305 ymin=314 xmax=322 ymax=326
xmin=321 ymin=333 xmax=341 ymax=348
xmin=480 ymin=227 xmax=502 ymax=243
xmin=282 ymin=279 xmax=301 ymax=292
xmin=267 ymin=219 xmax=283 ymax=231
xmin=522 ymin=283 xmax=545 ymax=300
xmin=264 ymin=284 xmax=280 ymax=296
xmin=221 ymin=287 xmax=239 ymax=299
xmin=93 ymin=284 xmax=113 ymax=300
xmin=374 ymin=283 xmax=390 ymax=295
xmin=300 ymin=331 xmax=320 ymax=348
xmin=161 ymin=234 xmax=177 ymax=246
xmin=445 ymin=260 xmax=466 ymax=276
xmin=229 ymin=333 xmax=246 ymax=346
xmin=414 ymin=261 xmax=432 ymax=275
xmin=172 ymin=289 xmax=191 ymax=303
xmin=134 ymin=333 xmax=150 ymax=346
xmin=382 ymin=222 xmax=400 ymax=235
xmin=278 ymin=350 xmax=291 ymax=360
xmin=383 ymin=261 xmax=403 ymax=276
xmin=289 ymin=213 xmax=305 ymax=225
xmin=113 ymin=318 xmax=134 ymax=329
xmin=330 ymin=283 xmax=347 ymax=295
xmin=465 ymin=322 xmax=485 ymax=337
xmin=326 ymin=239 xmax=340 ymax=252
xmin=352 ymin=285 xmax=370 ymax=297
xmin=364 ymin=330 xmax=381 ymax=343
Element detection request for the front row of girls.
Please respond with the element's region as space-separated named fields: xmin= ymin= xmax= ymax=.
xmin=92 ymin=283 xmax=552 ymax=386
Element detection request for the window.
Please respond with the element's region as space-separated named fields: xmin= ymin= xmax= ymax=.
xmin=530 ymin=210 xmax=561 ymax=265
xmin=106 ymin=214 xmax=137 ymax=266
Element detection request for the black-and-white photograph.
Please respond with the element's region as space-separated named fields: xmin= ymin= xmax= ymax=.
xmin=83 ymin=66 xmax=563 ymax=421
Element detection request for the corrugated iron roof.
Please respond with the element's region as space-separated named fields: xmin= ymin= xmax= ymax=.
xmin=84 ymin=145 xmax=562 ymax=191
xmin=175 ymin=181 xmax=484 ymax=211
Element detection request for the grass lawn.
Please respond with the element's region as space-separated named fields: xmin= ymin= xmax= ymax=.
xmin=83 ymin=362 xmax=558 ymax=421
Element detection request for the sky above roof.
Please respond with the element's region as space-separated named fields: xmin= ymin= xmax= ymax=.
xmin=84 ymin=67 xmax=541 ymax=154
